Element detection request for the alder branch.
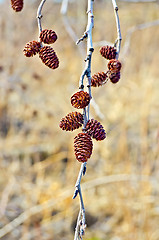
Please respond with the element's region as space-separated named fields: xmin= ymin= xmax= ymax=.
xmin=73 ymin=163 xmax=87 ymax=239
xmin=73 ymin=0 xmax=94 ymax=239
xmin=76 ymin=32 xmax=88 ymax=45
xmin=37 ymin=0 xmax=46 ymax=36
xmin=112 ymin=0 xmax=122 ymax=59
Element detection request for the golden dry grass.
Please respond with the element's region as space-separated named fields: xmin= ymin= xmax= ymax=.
xmin=0 ymin=0 xmax=159 ymax=239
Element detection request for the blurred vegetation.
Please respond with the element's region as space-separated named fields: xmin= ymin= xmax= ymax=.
xmin=0 ymin=0 xmax=159 ymax=239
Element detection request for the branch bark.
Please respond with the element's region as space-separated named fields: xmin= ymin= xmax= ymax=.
xmin=37 ymin=0 xmax=47 ymax=37
xmin=112 ymin=0 xmax=122 ymax=59
xmin=73 ymin=0 xmax=94 ymax=239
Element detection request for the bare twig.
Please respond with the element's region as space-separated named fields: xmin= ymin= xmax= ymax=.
xmin=73 ymin=0 xmax=94 ymax=239
xmin=73 ymin=163 xmax=87 ymax=239
xmin=112 ymin=0 xmax=122 ymax=59
xmin=37 ymin=0 xmax=46 ymax=36
xmin=76 ymin=32 xmax=88 ymax=45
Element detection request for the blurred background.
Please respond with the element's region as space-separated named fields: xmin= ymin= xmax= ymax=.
xmin=0 ymin=0 xmax=159 ymax=239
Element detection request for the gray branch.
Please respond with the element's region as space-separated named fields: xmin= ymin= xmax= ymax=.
xmin=73 ymin=0 xmax=94 ymax=239
xmin=37 ymin=0 xmax=46 ymax=36
xmin=73 ymin=162 xmax=87 ymax=239
xmin=112 ymin=0 xmax=122 ymax=59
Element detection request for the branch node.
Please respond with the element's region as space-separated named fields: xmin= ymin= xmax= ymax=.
xmin=37 ymin=14 xmax=43 ymax=19
xmin=79 ymin=84 xmax=84 ymax=90
xmin=83 ymin=166 xmax=87 ymax=176
xmin=72 ymin=188 xmax=79 ymax=199
xmin=114 ymin=39 xmax=118 ymax=47
xmin=89 ymin=47 xmax=94 ymax=52
xmin=80 ymin=229 xmax=85 ymax=236
xmin=76 ymin=32 xmax=88 ymax=45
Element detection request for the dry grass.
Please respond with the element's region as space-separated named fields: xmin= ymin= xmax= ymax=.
xmin=0 ymin=0 xmax=159 ymax=239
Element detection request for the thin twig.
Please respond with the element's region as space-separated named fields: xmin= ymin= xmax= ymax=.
xmin=112 ymin=0 xmax=122 ymax=59
xmin=73 ymin=163 xmax=87 ymax=239
xmin=37 ymin=0 xmax=46 ymax=36
xmin=76 ymin=32 xmax=88 ymax=45
xmin=73 ymin=1 xmax=94 ymax=239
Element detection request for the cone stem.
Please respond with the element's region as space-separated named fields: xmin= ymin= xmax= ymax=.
xmin=37 ymin=0 xmax=46 ymax=37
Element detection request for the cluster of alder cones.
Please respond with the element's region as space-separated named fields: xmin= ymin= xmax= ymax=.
xmin=59 ymin=91 xmax=106 ymax=163
xmin=11 ymin=0 xmax=23 ymax=12
xmin=23 ymin=29 xmax=59 ymax=70
xmin=91 ymin=45 xmax=122 ymax=87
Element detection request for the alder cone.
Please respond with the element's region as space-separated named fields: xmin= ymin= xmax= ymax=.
xmin=107 ymin=70 xmax=120 ymax=84
xmin=71 ymin=91 xmax=90 ymax=109
xmin=23 ymin=41 xmax=41 ymax=57
xmin=59 ymin=112 xmax=83 ymax=131
xmin=91 ymin=72 xmax=107 ymax=87
xmin=39 ymin=46 xmax=59 ymax=70
xmin=108 ymin=59 xmax=121 ymax=73
xmin=11 ymin=0 xmax=23 ymax=12
xmin=85 ymin=119 xmax=106 ymax=141
xmin=100 ymin=45 xmax=116 ymax=60
xmin=74 ymin=133 xmax=93 ymax=163
xmin=40 ymin=29 xmax=58 ymax=44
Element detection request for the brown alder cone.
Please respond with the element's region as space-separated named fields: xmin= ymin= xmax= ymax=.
xmin=74 ymin=133 xmax=93 ymax=163
xmin=23 ymin=41 xmax=41 ymax=57
xmin=11 ymin=0 xmax=23 ymax=12
xmin=107 ymin=70 xmax=120 ymax=84
xmin=59 ymin=112 xmax=83 ymax=131
xmin=71 ymin=91 xmax=90 ymax=109
xmin=91 ymin=72 xmax=107 ymax=87
xmin=85 ymin=119 xmax=106 ymax=141
xmin=40 ymin=29 xmax=58 ymax=44
xmin=39 ymin=46 xmax=59 ymax=70
xmin=108 ymin=59 xmax=122 ymax=73
xmin=100 ymin=45 xmax=117 ymax=60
